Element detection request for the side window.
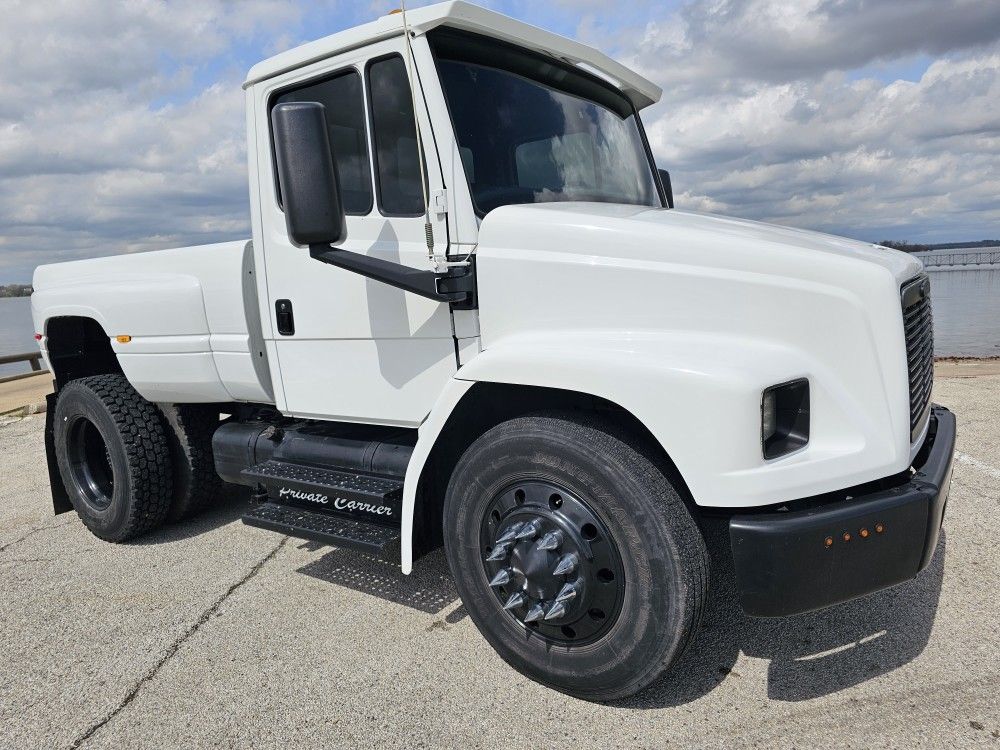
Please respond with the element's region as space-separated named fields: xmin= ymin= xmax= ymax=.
xmin=273 ymin=69 xmax=372 ymax=215
xmin=367 ymin=56 xmax=424 ymax=216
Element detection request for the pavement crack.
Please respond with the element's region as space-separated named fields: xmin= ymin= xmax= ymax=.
xmin=0 ymin=517 xmax=76 ymax=555
xmin=68 ymin=536 xmax=289 ymax=749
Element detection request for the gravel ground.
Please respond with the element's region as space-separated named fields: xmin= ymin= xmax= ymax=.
xmin=0 ymin=374 xmax=997 ymax=749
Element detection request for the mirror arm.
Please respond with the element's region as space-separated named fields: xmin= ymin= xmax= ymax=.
xmin=309 ymin=245 xmax=476 ymax=307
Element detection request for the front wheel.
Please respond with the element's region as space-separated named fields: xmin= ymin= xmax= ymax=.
xmin=443 ymin=412 xmax=708 ymax=701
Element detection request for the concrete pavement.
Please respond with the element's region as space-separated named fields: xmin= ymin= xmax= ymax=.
xmin=0 ymin=374 xmax=998 ymax=749
xmin=0 ymin=372 xmax=51 ymax=416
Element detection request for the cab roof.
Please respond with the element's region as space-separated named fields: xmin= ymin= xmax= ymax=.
xmin=243 ymin=0 xmax=661 ymax=109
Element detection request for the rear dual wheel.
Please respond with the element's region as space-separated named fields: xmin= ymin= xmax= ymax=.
xmin=53 ymin=374 xmax=219 ymax=541
xmin=54 ymin=374 xmax=173 ymax=542
xmin=443 ymin=412 xmax=708 ymax=701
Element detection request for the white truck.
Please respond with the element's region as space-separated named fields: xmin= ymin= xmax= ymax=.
xmin=31 ymin=1 xmax=954 ymax=700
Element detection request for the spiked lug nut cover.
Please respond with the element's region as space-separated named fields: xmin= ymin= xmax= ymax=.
xmin=480 ymin=481 xmax=624 ymax=645
xmin=536 ymin=530 xmax=563 ymax=551
xmin=495 ymin=521 xmax=524 ymax=545
xmin=515 ymin=518 xmax=542 ymax=540
xmin=524 ymin=603 xmax=546 ymax=622
xmin=544 ymin=601 xmax=568 ymax=620
xmin=553 ymin=552 xmax=578 ymax=576
xmin=489 ymin=568 xmax=513 ymax=588
xmin=486 ymin=542 xmax=511 ymax=561
xmin=503 ymin=591 xmax=527 ymax=610
xmin=554 ymin=581 xmax=578 ymax=603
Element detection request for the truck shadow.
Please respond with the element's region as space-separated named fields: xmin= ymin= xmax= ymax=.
xmin=297 ymin=545 xmax=465 ymax=620
xmin=288 ymin=514 xmax=944 ymax=708
xmin=615 ymin=518 xmax=947 ymax=708
xmin=130 ymin=486 xmax=249 ymax=544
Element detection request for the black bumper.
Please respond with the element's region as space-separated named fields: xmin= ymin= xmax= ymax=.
xmin=729 ymin=405 xmax=955 ymax=617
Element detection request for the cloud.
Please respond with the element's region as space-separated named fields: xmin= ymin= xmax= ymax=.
xmin=0 ymin=0 xmax=998 ymax=281
xmin=602 ymin=0 xmax=1000 ymax=242
xmin=0 ymin=0 xmax=303 ymax=280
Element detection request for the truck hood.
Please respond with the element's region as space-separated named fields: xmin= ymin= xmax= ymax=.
xmin=477 ymin=202 xmax=922 ymax=285
xmin=472 ymin=202 xmax=925 ymax=508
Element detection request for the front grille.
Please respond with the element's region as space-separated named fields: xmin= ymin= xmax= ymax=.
xmin=901 ymin=275 xmax=934 ymax=441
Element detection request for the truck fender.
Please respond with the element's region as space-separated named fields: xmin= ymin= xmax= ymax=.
xmin=399 ymin=330 xmax=891 ymax=571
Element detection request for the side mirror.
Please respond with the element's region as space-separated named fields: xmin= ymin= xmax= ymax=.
xmin=271 ymin=101 xmax=346 ymax=246
xmin=658 ymin=168 xmax=674 ymax=209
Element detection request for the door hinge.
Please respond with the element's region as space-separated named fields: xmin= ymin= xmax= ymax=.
xmin=431 ymin=189 xmax=448 ymax=218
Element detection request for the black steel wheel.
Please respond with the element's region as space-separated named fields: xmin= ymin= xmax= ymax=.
xmin=480 ymin=480 xmax=624 ymax=645
xmin=53 ymin=374 xmax=173 ymax=542
xmin=65 ymin=415 xmax=116 ymax=510
xmin=444 ymin=411 xmax=709 ymax=701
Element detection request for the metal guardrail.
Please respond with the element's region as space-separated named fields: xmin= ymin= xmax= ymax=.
xmin=0 ymin=352 xmax=49 ymax=385
xmin=920 ymin=248 xmax=1000 ymax=268
xmin=0 ymin=351 xmax=44 ymax=370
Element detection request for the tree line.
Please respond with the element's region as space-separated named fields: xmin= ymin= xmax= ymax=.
xmin=878 ymin=239 xmax=1000 ymax=253
xmin=0 ymin=284 xmax=33 ymax=298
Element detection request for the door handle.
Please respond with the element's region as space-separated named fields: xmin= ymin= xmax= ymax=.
xmin=275 ymin=299 xmax=295 ymax=336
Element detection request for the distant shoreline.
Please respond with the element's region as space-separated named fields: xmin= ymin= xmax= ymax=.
xmin=0 ymin=286 xmax=33 ymax=299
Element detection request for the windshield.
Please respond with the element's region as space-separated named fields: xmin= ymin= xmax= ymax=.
xmin=430 ymin=31 xmax=662 ymax=216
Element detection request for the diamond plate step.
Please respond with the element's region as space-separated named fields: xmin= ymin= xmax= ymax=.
xmin=242 ymin=502 xmax=400 ymax=556
xmin=241 ymin=460 xmax=402 ymax=526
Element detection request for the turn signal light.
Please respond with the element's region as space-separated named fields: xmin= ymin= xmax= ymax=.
xmin=116 ymin=335 xmax=132 ymax=344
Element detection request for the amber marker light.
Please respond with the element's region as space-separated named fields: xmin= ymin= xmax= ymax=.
xmin=842 ymin=532 xmax=852 ymax=542
xmin=116 ymin=335 xmax=132 ymax=344
xmin=860 ymin=528 xmax=870 ymax=539
xmin=875 ymin=522 xmax=885 ymax=534
xmin=824 ymin=536 xmax=834 ymax=548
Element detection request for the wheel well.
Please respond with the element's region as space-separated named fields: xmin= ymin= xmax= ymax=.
xmin=411 ymin=382 xmax=694 ymax=559
xmin=45 ymin=317 xmax=122 ymax=388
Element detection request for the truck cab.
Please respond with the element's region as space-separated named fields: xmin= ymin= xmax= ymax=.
xmin=30 ymin=1 xmax=955 ymax=700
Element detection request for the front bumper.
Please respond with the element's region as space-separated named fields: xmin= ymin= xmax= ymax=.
xmin=730 ymin=405 xmax=955 ymax=617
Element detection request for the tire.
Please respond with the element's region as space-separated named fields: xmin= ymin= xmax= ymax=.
xmin=53 ymin=374 xmax=172 ymax=542
xmin=443 ymin=412 xmax=708 ymax=701
xmin=158 ymin=404 xmax=221 ymax=522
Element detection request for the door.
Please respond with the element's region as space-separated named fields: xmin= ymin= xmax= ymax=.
xmin=255 ymin=38 xmax=455 ymax=425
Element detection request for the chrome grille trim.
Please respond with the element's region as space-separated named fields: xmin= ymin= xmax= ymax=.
xmin=901 ymin=275 xmax=934 ymax=442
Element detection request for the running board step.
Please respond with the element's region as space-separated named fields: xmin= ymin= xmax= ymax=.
xmin=243 ymin=502 xmax=400 ymax=557
xmin=241 ymin=460 xmax=403 ymax=525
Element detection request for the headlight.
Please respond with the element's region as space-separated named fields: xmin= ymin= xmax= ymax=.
xmin=761 ymin=379 xmax=810 ymax=459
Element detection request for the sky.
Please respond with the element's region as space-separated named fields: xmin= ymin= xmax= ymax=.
xmin=1 ymin=0 xmax=998 ymax=282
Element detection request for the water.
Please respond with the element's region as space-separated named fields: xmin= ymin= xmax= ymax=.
xmin=917 ymin=247 xmax=1000 ymax=358
xmin=0 ymin=296 xmax=38 ymax=376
